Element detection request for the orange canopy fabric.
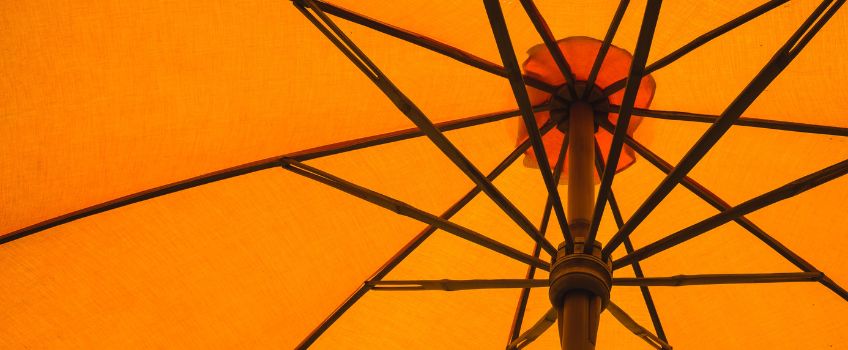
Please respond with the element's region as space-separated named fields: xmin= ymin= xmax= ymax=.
xmin=2 ymin=0 xmax=847 ymax=349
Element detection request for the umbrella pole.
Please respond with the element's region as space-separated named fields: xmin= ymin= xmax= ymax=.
xmin=565 ymin=103 xmax=595 ymax=243
xmin=554 ymin=101 xmax=607 ymax=350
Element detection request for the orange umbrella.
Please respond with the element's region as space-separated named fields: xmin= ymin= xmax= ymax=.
xmin=2 ymin=0 xmax=847 ymax=349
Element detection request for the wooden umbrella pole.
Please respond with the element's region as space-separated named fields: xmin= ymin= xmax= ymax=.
xmin=567 ymin=102 xmax=596 ymax=238
xmin=558 ymin=102 xmax=603 ymax=350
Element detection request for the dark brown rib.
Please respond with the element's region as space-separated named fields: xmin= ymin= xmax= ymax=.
xmin=508 ymin=134 xmax=569 ymax=345
xmin=584 ymin=0 xmax=630 ymax=99
xmin=586 ymin=0 xmax=662 ymax=253
xmin=507 ymin=308 xmax=557 ymax=349
xmin=484 ymin=0 xmax=573 ymax=246
xmin=283 ymin=159 xmax=551 ymax=271
xmin=368 ymin=279 xmax=549 ymax=291
xmin=613 ymin=272 xmax=823 ymax=286
xmin=600 ymin=0 xmax=791 ymax=98
xmin=292 ymin=104 xmax=554 ymax=161
xmin=606 ymin=105 xmax=848 ymax=137
xmin=607 ymin=302 xmax=672 ymax=350
xmin=593 ymin=140 xmax=667 ymax=342
xmin=1 ymin=160 xmax=274 ymax=245
xmin=621 ymin=236 xmax=667 ymax=342
xmin=310 ymin=0 xmax=557 ymax=93
xmin=520 ymin=0 xmax=578 ymax=97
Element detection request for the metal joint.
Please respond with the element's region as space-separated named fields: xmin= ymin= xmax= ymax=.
xmin=548 ymin=239 xmax=613 ymax=309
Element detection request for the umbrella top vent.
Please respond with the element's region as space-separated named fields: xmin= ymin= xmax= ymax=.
xmin=518 ymin=36 xmax=657 ymax=179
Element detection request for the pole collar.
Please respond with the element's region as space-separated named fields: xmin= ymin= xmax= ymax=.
xmin=549 ymin=238 xmax=613 ymax=309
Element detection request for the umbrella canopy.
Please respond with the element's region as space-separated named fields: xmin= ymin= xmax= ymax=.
xmin=2 ymin=0 xmax=847 ymax=348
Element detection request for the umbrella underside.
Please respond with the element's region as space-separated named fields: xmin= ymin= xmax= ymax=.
xmin=2 ymin=0 xmax=847 ymax=349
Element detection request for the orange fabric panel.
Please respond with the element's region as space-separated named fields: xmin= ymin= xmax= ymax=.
xmin=0 ymin=0 xmax=513 ymax=234
xmin=0 ymin=129 xmax=502 ymax=348
xmin=0 ymin=169 xmax=425 ymax=348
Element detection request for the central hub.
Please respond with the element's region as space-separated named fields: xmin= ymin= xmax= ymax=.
xmin=548 ymin=239 xmax=613 ymax=310
xmin=549 ymin=82 xmax=611 ymax=134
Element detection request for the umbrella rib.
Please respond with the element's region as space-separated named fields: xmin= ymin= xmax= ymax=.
xmin=508 ymin=133 xmax=570 ymax=345
xmin=785 ymin=0 xmax=846 ymax=62
xmin=368 ymin=279 xmax=549 ymax=291
xmin=0 ymin=106 xmax=554 ymax=246
xmin=606 ymin=105 xmax=848 ymax=137
xmin=507 ymin=213 xmax=550 ymax=343
xmin=601 ymin=123 xmax=848 ymax=302
xmin=295 ymin=122 xmax=556 ymax=349
xmin=607 ymin=301 xmax=673 ymax=350
xmin=507 ymin=308 xmax=558 ymax=350
xmin=483 ymin=0 xmax=574 ymax=246
xmin=613 ymin=272 xmax=823 ymax=287
xmin=593 ymin=140 xmax=668 ymax=342
xmin=1 ymin=160 xmax=278 ymax=246
xmin=602 ymin=0 xmax=843 ymax=259
xmin=307 ymin=0 xmax=557 ymax=93
xmin=282 ymin=158 xmax=551 ymax=271
xmin=585 ymin=0 xmax=662 ymax=254
xmin=621 ymin=237 xmax=669 ymax=342
xmin=519 ymin=0 xmax=578 ymax=98
xmin=296 ymin=0 xmax=558 ymax=256
xmin=599 ymin=0 xmax=790 ymax=99
xmin=292 ymin=104 xmax=555 ymax=161
xmin=584 ymin=0 xmax=630 ymax=99
xmin=612 ymin=157 xmax=848 ymax=270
